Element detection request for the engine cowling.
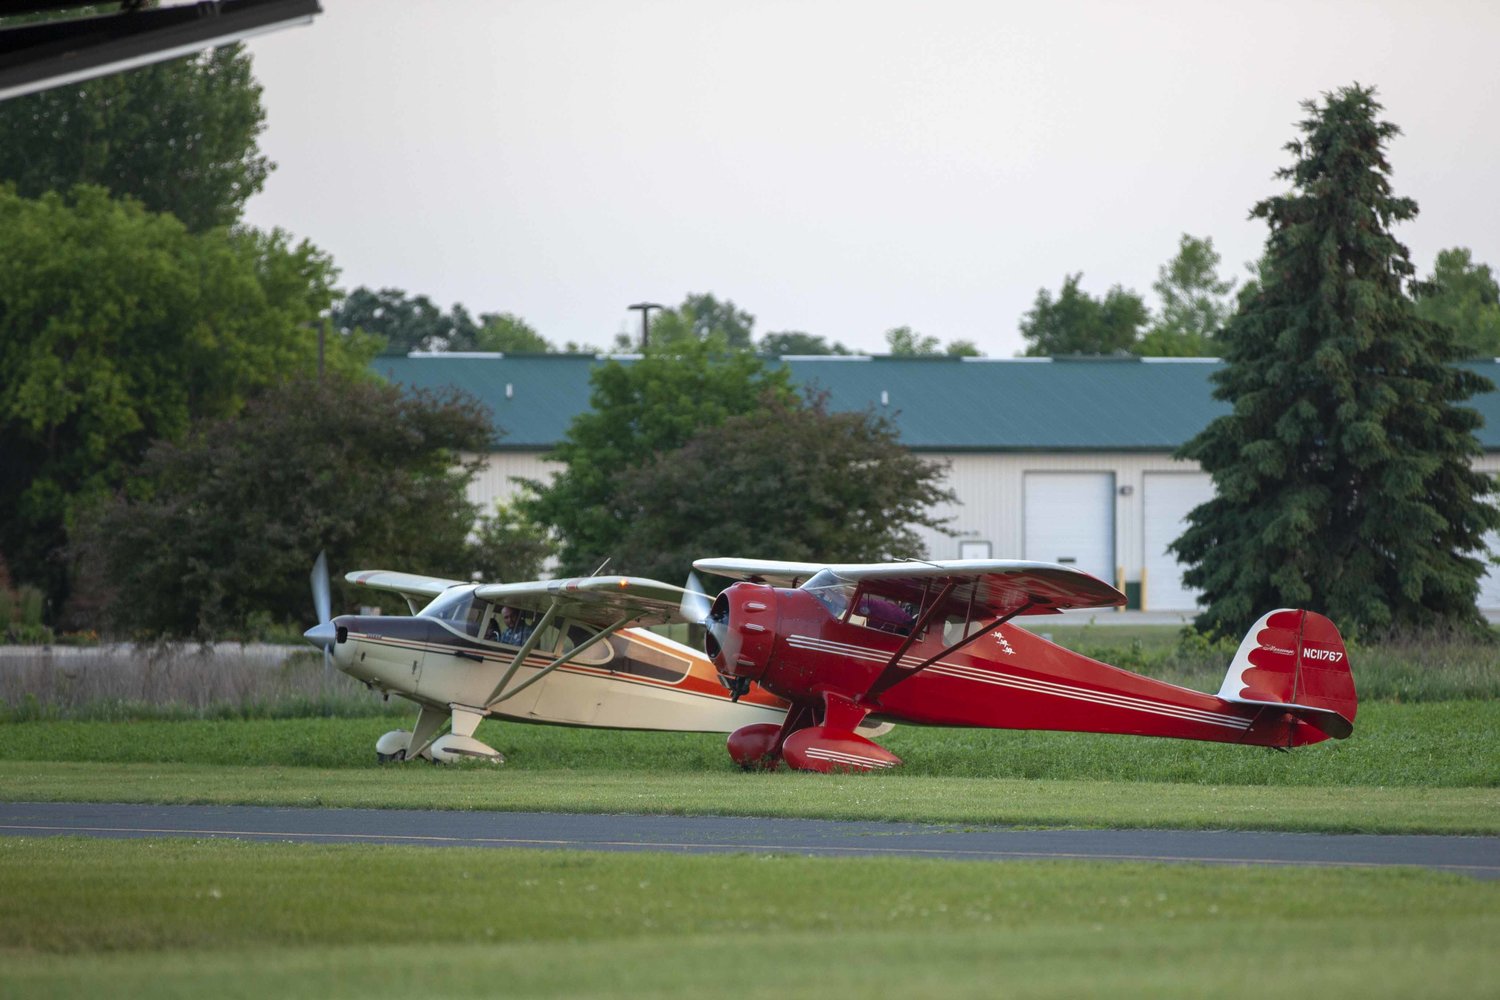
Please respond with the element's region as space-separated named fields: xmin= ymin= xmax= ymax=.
xmin=705 ymin=583 xmax=778 ymax=687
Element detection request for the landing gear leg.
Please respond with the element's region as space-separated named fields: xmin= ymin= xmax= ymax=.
xmin=405 ymin=705 xmax=451 ymax=761
xmin=727 ymin=703 xmax=816 ymax=769
xmin=781 ymin=691 xmax=902 ymax=772
xmin=373 ymin=705 xmax=449 ymax=763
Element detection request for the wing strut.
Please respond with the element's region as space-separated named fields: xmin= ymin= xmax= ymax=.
xmin=481 ymin=601 xmax=561 ymax=706
xmin=863 ymin=599 xmax=1037 ymax=703
xmin=880 ymin=579 xmax=955 ymax=674
xmin=486 ymin=612 xmax=635 ymax=707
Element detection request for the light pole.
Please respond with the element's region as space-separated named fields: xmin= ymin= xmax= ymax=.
xmin=628 ymin=302 xmax=663 ymax=350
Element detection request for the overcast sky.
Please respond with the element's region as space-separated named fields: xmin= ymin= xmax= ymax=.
xmin=241 ymin=0 xmax=1500 ymax=357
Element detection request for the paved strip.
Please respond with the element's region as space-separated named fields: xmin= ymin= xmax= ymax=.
xmin=2 ymin=802 xmax=1496 ymax=878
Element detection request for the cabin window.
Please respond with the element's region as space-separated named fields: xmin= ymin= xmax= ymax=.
xmin=801 ymin=569 xmax=855 ymax=617
xmin=420 ymin=588 xmax=484 ymax=637
xmin=612 ymin=639 xmax=692 ymax=683
xmin=942 ymin=614 xmax=986 ymax=645
xmin=556 ymin=623 xmax=617 ymax=666
xmin=853 ymin=594 xmax=918 ymax=636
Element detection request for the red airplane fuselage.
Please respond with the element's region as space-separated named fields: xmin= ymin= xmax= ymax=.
xmin=711 ymin=583 xmax=1331 ymax=751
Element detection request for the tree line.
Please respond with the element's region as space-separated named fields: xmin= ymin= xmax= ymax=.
xmin=328 ymin=286 xmax=985 ymax=359
xmin=0 ymin=50 xmax=1494 ymax=639
xmin=330 ymin=237 xmax=1500 ymax=363
xmin=0 ymin=46 xmax=951 ymax=638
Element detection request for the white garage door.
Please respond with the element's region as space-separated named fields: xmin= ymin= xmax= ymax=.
xmin=1142 ymin=472 xmax=1215 ymax=611
xmin=1479 ymin=531 xmax=1500 ymax=610
xmin=1023 ymin=472 xmax=1115 ymax=584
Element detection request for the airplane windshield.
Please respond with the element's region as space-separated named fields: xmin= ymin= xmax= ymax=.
xmin=800 ymin=569 xmax=855 ymax=617
xmin=419 ymin=587 xmax=484 ymax=637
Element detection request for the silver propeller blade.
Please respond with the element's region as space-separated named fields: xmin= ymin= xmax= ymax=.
xmin=311 ymin=550 xmax=331 ymax=625
xmin=680 ymin=570 xmax=712 ymax=625
xmin=310 ymin=551 xmax=333 ymax=673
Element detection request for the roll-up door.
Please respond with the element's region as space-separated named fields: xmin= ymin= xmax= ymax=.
xmin=1479 ymin=531 xmax=1500 ymax=610
xmin=1023 ymin=472 xmax=1115 ymax=584
xmin=1142 ymin=472 xmax=1215 ymax=611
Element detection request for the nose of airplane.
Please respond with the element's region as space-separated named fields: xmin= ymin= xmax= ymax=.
xmin=704 ymin=583 xmax=777 ymax=683
xmin=303 ymin=621 xmax=338 ymax=649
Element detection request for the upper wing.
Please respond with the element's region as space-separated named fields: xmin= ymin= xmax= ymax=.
xmin=692 ymin=558 xmax=831 ymax=589
xmin=474 ymin=575 xmax=690 ymax=628
xmin=345 ymin=569 xmax=470 ymax=606
xmin=693 ymin=557 xmax=1125 ymax=617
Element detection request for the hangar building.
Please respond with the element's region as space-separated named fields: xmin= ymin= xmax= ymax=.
xmin=373 ymin=353 xmax=1500 ymax=612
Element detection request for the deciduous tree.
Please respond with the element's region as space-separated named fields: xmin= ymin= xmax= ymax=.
xmin=610 ymin=393 xmax=953 ymax=580
xmin=1019 ymin=274 xmax=1147 ymax=356
xmin=1171 ymin=85 xmax=1499 ymax=635
xmin=885 ymin=327 xmax=982 ymax=357
xmin=642 ymin=293 xmax=756 ymax=351
xmin=78 ymin=375 xmax=496 ymax=639
xmin=518 ymin=340 xmax=795 ymax=574
xmin=0 ymin=185 xmax=371 ymax=612
xmin=476 ymin=312 xmax=551 ymax=353
xmin=1134 ymin=234 xmax=1236 ymax=356
xmin=0 ymin=46 xmax=271 ymax=231
xmin=329 ymin=286 xmax=481 ymax=355
xmin=758 ymin=331 xmax=852 ymax=356
xmin=1414 ymin=248 xmax=1500 ymax=357
xmin=469 ymin=502 xmax=556 ymax=584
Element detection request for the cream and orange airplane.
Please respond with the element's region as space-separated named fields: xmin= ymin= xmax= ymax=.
xmin=302 ymin=555 xmax=887 ymax=763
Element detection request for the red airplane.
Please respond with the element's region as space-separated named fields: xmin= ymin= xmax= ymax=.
xmin=693 ymin=557 xmax=1357 ymax=772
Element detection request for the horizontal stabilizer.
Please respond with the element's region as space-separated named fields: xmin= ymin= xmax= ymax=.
xmin=1220 ymin=697 xmax=1354 ymax=740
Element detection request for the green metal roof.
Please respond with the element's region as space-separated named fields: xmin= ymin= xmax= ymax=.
xmin=372 ymin=354 xmax=1500 ymax=452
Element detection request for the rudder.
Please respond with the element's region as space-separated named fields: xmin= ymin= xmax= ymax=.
xmin=1217 ymin=609 xmax=1357 ymax=740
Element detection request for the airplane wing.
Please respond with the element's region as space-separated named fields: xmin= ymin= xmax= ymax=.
xmin=693 ymin=557 xmax=1126 ymax=617
xmin=474 ymin=575 xmax=690 ymax=628
xmin=345 ymin=569 xmax=470 ymax=605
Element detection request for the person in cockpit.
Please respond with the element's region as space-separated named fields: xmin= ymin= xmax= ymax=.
xmin=496 ymin=605 xmax=536 ymax=645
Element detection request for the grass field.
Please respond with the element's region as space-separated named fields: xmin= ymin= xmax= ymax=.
xmin=3 ymin=628 xmax=1497 ymax=995
xmin=1 ymin=700 xmax=1497 ymax=833
xmin=4 ymin=700 xmax=1496 ymax=785
xmin=1 ymin=838 xmax=1495 ymax=999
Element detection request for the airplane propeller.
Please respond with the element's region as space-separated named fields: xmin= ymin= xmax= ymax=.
xmin=679 ymin=570 xmax=713 ymax=626
xmin=304 ymin=550 xmax=337 ymax=673
xmin=681 ymin=571 xmax=737 ymax=695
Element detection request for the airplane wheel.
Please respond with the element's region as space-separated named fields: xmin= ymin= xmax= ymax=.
xmin=376 ymin=749 xmax=407 ymax=764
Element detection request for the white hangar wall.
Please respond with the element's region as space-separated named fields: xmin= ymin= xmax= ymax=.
xmin=466 ymin=449 xmax=1500 ymax=613
xmin=921 ymin=451 xmax=1500 ymax=611
xmin=915 ymin=451 xmax=1212 ymax=609
xmin=466 ymin=452 xmax=562 ymax=509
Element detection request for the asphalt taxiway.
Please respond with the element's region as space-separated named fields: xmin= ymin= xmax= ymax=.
xmin=2 ymin=801 xmax=1496 ymax=878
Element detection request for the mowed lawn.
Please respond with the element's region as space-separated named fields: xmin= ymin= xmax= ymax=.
xmin=2 ymin=631 xmax=1497 ymax=995
xmin=1 ymin=837 xmax=1496 ymax=999
xmin=1 ymin=700 xmax=1497 ymax=832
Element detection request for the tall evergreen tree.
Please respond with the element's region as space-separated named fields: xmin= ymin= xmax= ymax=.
xmin=1171 ymin=85 xmax=1499 ymax=636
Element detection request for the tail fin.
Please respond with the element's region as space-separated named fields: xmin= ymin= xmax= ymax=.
xmin=1217 ymin=609 xmax=1358 ymax=740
